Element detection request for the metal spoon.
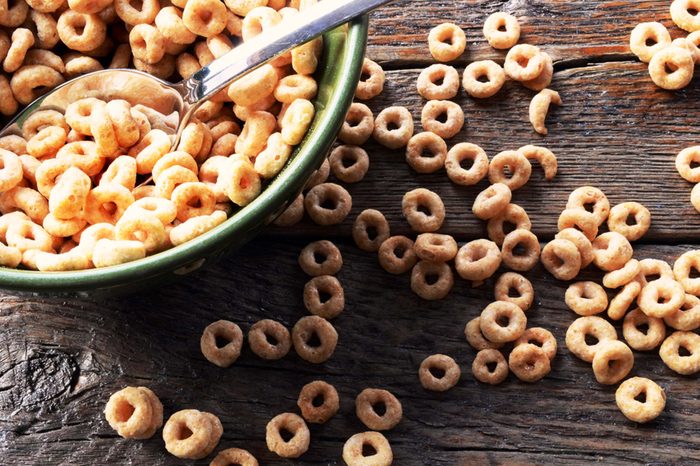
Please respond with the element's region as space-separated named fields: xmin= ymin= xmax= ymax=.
xmin=0 ymin=0 xmax=391 ymax=141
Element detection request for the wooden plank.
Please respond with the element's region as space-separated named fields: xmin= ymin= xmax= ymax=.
xmin=2 ymin=238 xmax=699 ymax=464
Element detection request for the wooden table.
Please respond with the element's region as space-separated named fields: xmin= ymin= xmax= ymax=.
xmin=3 ymin=1 xmax=700 ymax=464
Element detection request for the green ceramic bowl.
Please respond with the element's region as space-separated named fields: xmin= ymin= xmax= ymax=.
xmin=0 ymin=17 xmax=368 ymax=296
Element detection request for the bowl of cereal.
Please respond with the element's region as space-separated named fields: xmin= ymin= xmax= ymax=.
xmin=0 ymin=9 xmax=368 ymax=295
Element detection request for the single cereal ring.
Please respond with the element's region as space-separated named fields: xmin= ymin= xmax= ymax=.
xmin=637 ymin=258 xmax=674 ymax=286
xmin=514 ymin=327 xmax=557 ymax=361
xmin=479 ymin=300 xmax=527 ymax=343
xmin=56 ymin=141 xmax=105 ymax=177
xmin=227 ymin=65 xmax=278 ymax=107
xmin=373 ymin=106 xmax=414 ymax=149
xmin=0 ymin=187 xmax=49 ymax=224
xmin=291 ymin=35 xmax=322 ymax=74
xmin=43 ymin=213 xmax=87 ymax=239
xmin=220 ymin=158 xmax=261 ymax=207
xmin=504 ymin=44 xmax=545 ymax=81
xmin=519 ymin=144 xmax=557 ymax=180
xmin=171 ymin=182 xmax=216 ymax=222
xmin=200 ymin=320 xmax=243 ymax=368
xmin=155 ymin=6 xmax=197 ymax=45
xmin=265 ymin=413 xmax=310 ymax=459
xmin=673 ymin=250 xmax=700 ymax=295
xmin=608 ymin=202 xmax=650 ymax=241
xmin=420 ymin=100 xmax=464 ymax=139
xmin=543 ymin=238 xmax=582 ymax=280
xmin=405 ymin=131 xmax=447 ymax=174
xmin=414 ymin=233 xmax=457 ymax=262
xmin=27 ymin=126 xmax=67 ymax=159
xmin=355 ymin=57 xmax=385 ymax=100
xmin=355 ymin=388 xmax=402 ymax=431
xmin=649 ymin=45 xmax=694 ymax=90
xmin=401 ymin=188 xmax=444 ymax=233
xmin=299 ymin=240 xmax=342 ymax=276
xmin=608 ymin=280 xmax=643 ymax=321
xmin=0 ymin=149 xmax=24 ymax=193
xmin=279 ymin=98 xmax=314 ymax=146
xmin=297 ymin=380 xmax=339 ymax=424
xmin=92 ymin=239 xmax=146 ymax=268
xmin=522 ymin=51 xmax=554 ymax=91
xmin=129 ymin=24 xmax=165 ymax=65
xmin=464 ymin=317 xmax=503 ymax=350
xmin=428 ymin=22 xmax=466 ymax=62
xmin=4 ymin=28 xmax=34 ymax=74
xmin=487 ymin=203 xmax=531 ymax=246
xmin=85 ymin=184 xmax=134 ymax=225
xmin=445 ymin=142 xmax=489 ymax=186
xmin=248 ymin=319 xmax=291 ymax=360
xmin=273 ymin=194 xmax=304 ymax=227
xmin=303 ymin=275 xmax=344 ymax=319
xmin=671 ymin=0 xmax=700 ymax=32
xmin=509 ymin=343 xmax=551 ymax=382
xmin=6 ymin=220 xmax=52 ymax=254
xmin=210 ymin=448 xmax=258 ymax=466
xmin=343 ymin=431 xmax=392 ymax=466
xmin=472 ymin=348 xmax=508 ymax=385
xmin=529 ymin=89 xmax=561 ymax=136
xmin=0 ymin=243 xmax=21 ymax=268
xmin=623 ymin=308 xmax=666 ymax=351
xmin=10 ymin=64 xmax=65 ymax=105
xmin=495 ymin=272 xmax=534 ymax=311
xmin=115 ymin=213 xmax=166 ymax=253
xmin=57 ymin=11 xmax=106 ymax=52
xmin=105 ymin=386 xmax=160 ymax=439
xmin=417 ymin=64 xmax=460 ymax=100
xmin=304 ymin=183 xmax=352 ymax=226
xmin=330 ymin=145 xmax=370 ymax=183
xmin=455 ymin=239 xmax=501 ymax=282
xmin=292 ymin=315 xmax=338 ymax=363
xmin=659 ymin=331 xmax=700 ymax=375
xmin=338 ymin=102 xmax=374 ymax=145
xmin=419 ymin=354 xmax=460 ymax=392
xmin=488 ymin=150 xmax=532 ymax=191
xmin=557 ymin=208 xmax=598 ymax=241
xmin=638 ymin=278 xmax=685 ymax=318
xmin=567 ymin=186 xmax=610 ymax=226
xmin=501 ymin=229 xmax=540 ymax=272
xmin=378 ymin=235 xmax=417 ymax=275
xmin=234 ymin=111 xmax=276 ymax=158
xmin=33 ymin=248 xmax=87 ymax=272
xmin=592 ymin=340 xmax=634 ymax=385
xmin=472 ymin=183 xmax=511 ymax=220
xmin=664 ymin=293 xmax=700 ymax=331
xmin=0 ymin=135 xmax=26 ymax=155
xmin=565 ymin=316 xmax=617 ymax=362
xmin=592 ymin=232 xmax=633 ymax=272
xmin=630 ymin=22 xmax=672 ymax=63
xmin=114 ymin=0 xmax=158 ymax=25
xmin=273 ymin=74 xmax=317 ymax=104
xmin=616 ymin=377 xmax=666 ymax=423
xmin=603 ymin=259 xmax=641 ymax=289
xmin=49 ymin=167 xmax=90 ymax=220
xmin=169 ymin=211 xmax=227 ymax=246
xmin=64 ymin=97 xmax=103 ymax=136
xmin=410 ymin=260 xmax=454 ymax=300
xmin=183 ymin=0 xmax=226 ymax=37
xmin=352 ymin=209 xmax=390 ymax=252
xmin=483 ymin=12 xmax=520 ymax=49
xmin=152 ymin=152 xmax=197 ymax=184
xmin=462 ymin=60 xmax=506 ymax=98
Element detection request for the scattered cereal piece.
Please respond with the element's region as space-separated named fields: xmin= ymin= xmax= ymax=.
xmin=162 ymin=409 xmax=222 ymax=460
xmin=297 ymin=380 xmax=340 ymax=424
xmin=265 ymin=412 xmax=310 ymax=458
xmin=342 ymin=431 xmax=393 ymax=466
xmin=417 ymin=64 xmax=460 ymax=100
xmin=104 ymin=386 xmax=163 ymax=440
xmin=303 ymin=275 xmax=345 ymax=319
xmin=419 ymin=354 xmax=461 ymax=391
xmin=355 ymin=388 xmax=402 ymax=431
xmin=616 ymin=377 xmax=666 ymax=423
xmin=428 ymin=22 xmax=466 ymax=62
xmin=483 ymin=12 xmax=520 ymax=49
xmin=298 ymin=240 xmax=343 ymax=276
xmin=529 ymin=88 xmax=561 ymax=135
xmin=200 ymin=319 xmax=243 ymax=368
xmin=472 ymin=348 xmax=509 ymax=385
xmin=592 ymin=340 xmax=634 ymax=385
xmin=462 ymin=60 xmax=506 ymax=98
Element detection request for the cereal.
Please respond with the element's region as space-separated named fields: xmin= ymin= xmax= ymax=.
xmin=487 ymin=203 xmax=531 ymax=246
xmin=0 ymin=150 xmax=24 ymax=193
xmin=297 ymin=380 xmax=339 ymax=424
xmin=115 ymin=213 xmax=166 ymax=253
xmin=648 ymin=45 xmax=694 ymax=90
xmin=565 ymin=316 xmax=617 ymax=362
xmin=606 ymin=201 xmax=651 ymax=242
xmin=494 ymin=272 xmax=534 ymax=311
xmin=671 ymin=0 xmax=700 ymax=32
xmin=330 ymin=145 xmax=370 ymax=182
xmin=0 ymin=187 xmax=49 ymax=224
xmin=210 ymin=448 xmax=258 ymax=466
xmin=91 ymin=239 xmax=146 ymax=268
xmin=304 ymin=183 xmax=352 ymax=226
xmin=472 ymin=348 xmax=509 ymax=385
xmin=483 ymin=12 xmax=520 ymax=49
xmin=410 ymin=260 xmax=454 ymax=300
xmin=273 ymin=194 xmax=304 ymax=227
xmin=567 ymin=186 xmax=610 ymax=226
xmin=355 ymin=57 xmax=385 ymax=100
xmin=455 ymin=239 xmax=501 ymax=282
xmin=378 ymin=235 xmax=417 ymax=275
xmin=304 ymin=158 xmax=330 ymax=190
xmin=265 ymin=413 xmax=310 ymax=459
xmin=515 ymin=327 xmax=557 ymax=361
xmin=519 ymin=145 xmax=557 ymax=180
xmin=630 ymin=22 xmax=672 ymax=63
xmin=557 ymin=208 xmax=598 ymax=241
xmin=479 ymin=300 xmax=527 ymax=343
xmin=352 ymin=209 xmax=390 ymax=252
xmin=338 ymin=103 xmax=374 ymax=145
xmin=254 ymin=133 xmax=293 ymax=179
xmin=616 ymin=377 xmax=666 ymax=423
xmin=248 ymin=319 xmax=291 ymax=360
xmin=183 ymin=0 xmax=226 ymax=37
xmin=105 ymin=386 xmax=163 ymax=439
xmin=355 ymin=388 xmax=402 ymax=431
xmin=405 ymin=131 xmax=447 ymax=174
xmin=227 ymin=64 xmax=278 ymax=107
xmin=200 ymin=319 xmax=243 ymax=368
xmin=373 ymin=106 xmax=414 ymax=149
xmin=664 ymin=293 xmax=700 ymax=331
xmin=522 ymin=52 xmax=554 ymax=91
xmin=274 ymin=74 xmax=317 ymax=104
xmin=529 ymin=89 xmax=561 ymax=136
xmin=420 ymin=100 xmax=464 ymax=139
xmin=659 ymin=331 xmax=700 ymax=375
xmin=501 ymin=229 xmax=540 ymax=272
xmin=342 ymin=432 xmax=393 ymax=466
xmin=10 ymin=65 xmax=64 ymax=105
xmin=462 ymin=60 xmax=506 ymax=98
xmin=57 ymin=11 xmax=107 ymax=52
xmin=428 ymin=22 xmax=466 ymax=62
xmin=4 ymin=28 xmax=34 ymax=73
xmin=298 ymin=240 xmax=342 ymax=276
xmin=623 ymin=308 xmax=666 ymax=351
xmin=603 ymin=259 xmax=640 ymax=289
xmin=220 ymin=158 xmax=261 ymax=207
xmin=43 ymin=214 xmax=86 ymax=239
xmin=401 ymin=188 xmax=445 ymax=233
xmin=673 ymin=250 xmax=700 ymax=294
xmin=637 ymin=258 xmax=674 ymax=286
xmin=417 ymin=64 xmax=460 ymax=100
xmin=465 ymin=317 xmax=503 ymax=350
xmin=638 ymin=277 xmax=685 ymax=318
xmin=419 ymin=354 xmax=461 ymax=391
xmin=414 ymin=233 xmax=457 ymax=262
xmin=542 ymin=238 xmax=582 ymax=280
xmin=592 ymin=232 xmax=633 ymax=272
xmin=592 ymin=340 xmax=634 ymax=385
xmin=488 ymin=150 xmax=532 ymax=191
xmin=445 ymin=142 xmax=489 ymax=186
xmin=509 ymin=343 xmax=551 ymax=383
xmin=0 ymin=76 xmax=17 ymax=116
xmin=169 ymin=211 xmax=227 ymax=246
xmin=303 ymin=275 xmax=344 ymax=319
xmin=292 ymin=315 xmax=338 ymax=363
xmin=504 ymin=44 xmax=544 ymax=81
xmin=472 ymin=183 xmax=512 ymax=220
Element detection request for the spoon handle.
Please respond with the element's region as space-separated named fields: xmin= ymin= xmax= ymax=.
xmin=178 ymin=0 xmax=393 ymax=108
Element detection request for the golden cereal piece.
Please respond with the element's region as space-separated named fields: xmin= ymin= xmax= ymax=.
xmin=472 ymin=348 xmax=508 ymax=385
xmin=495 ymin=272 xmax=534 ymax=311
xmin=445 ymin=142 xmax=489 ymax=186
xmin=355 ymin=388 xmax=402 ymax=431
xmin=419 ymin=354 xmax=461 ymax=392
xmin=483 ymin=12 xmax=520 ymax=49
xmin=373 ymin=106 xmax=414 ymax=149
xmin=420 ymin=100 xmax=464 ymax=139
xmin=638 ymin=278 xmax=685 ymax=318
xmin=592 ymin=340 xmax=634 ymax=385
xmin=355 ymin=57 xmax=385 ymax=100
xmin=200 ymin=319 xmax=243 ymax=368
xmin=659 ymin=331 xmax=700 ymax=375
xmin=623 ymin=308 xmax=666 ymax=351
xmin=565 ymin=316 xmax=617 ymax=362
xmin=616 ymin=377 xmax=666 ymax=423
xmin=648 ymin=45 xmax=694 ymax=90
xmin=504 ymin=44 xmax=544 ymax=81
xmin=343 ymin=431 xmax=392 ymax=466
xmin=472 ymin=183 xmax=511 ymax=220
xmin=92 ymin=239 xmax=146 ymax=268
xmin=417 ymin=64 xmax=459 ymax=100
xmin=529 ymin=88 xmax=561 ymax=135
xmin=462 ymin=60 xmax=506 ymax=98
xmin=105 ymin=386 xmax=163 ymax=440
xmin=352 ymin=209 xmax=390 ymax=252
xmin=455 ymin=239 xmax=501 ymax=282
xmin=163 ymin=409 xmax=222 ymax=459
xmin=405 ymin=132 xmax=447 ymax=174
xmin=629 ymin=22 xmax=671 ymax=63
xmin=410 ymin=260 xmax=453 ymax=300
xmin=664 ymin=293 xmax=700 ymax=331
xmin=509 ymin=343 xmax=551 ymax=383
xmin=479 ymin=300 xmax=527 ymax=343
xmin=428 ymin=22 xmax=466 ymax=62
xmin=297 ymin=380 xmax=340 ymax=424
xmin=488 ymin=150 xmax=532 ymax=191
xmin=541 ymin=239 xmax=581 ymax=281
xmin=671 ymin=0 xmax=700 ymax=32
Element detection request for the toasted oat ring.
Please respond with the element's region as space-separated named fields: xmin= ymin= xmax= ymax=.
xmin=200 ymin=320 xmax=243 ymax=368
xmin=630 ymin=22 xmax=672 ymax=63
xmin=373 ymin=106 xmax=414 ymax=149
xmin=91 ymin=239 xmax=147 ymax=268
xmin=495 ymin=272 xmax=534 ymax=311
xmin=565 ymin=316 xmax=617 ymax=362
xmin=114 ymin=0 xmax=159 ymax=25
xmin=592 ymin=340 xmax=634 ymax=385
xmin=292 ymin=315 xmax=338 ymax=363
xmin=210 ymin=448 xmax=258 ymax=466
xmin=501 ymin=229 xmax=540 ymax=272
xmin=303 ymin=275 xmax=344 ymax=319
xmin=56 ymin=141 xmax=105 ymax=177
xmin=417 ymin=64 xmax=460 ymax=100
xmin=557 ymin=209 xmax=598 ymax=241
xmin=171 ymin=182 xmax=216 ymax=222
xmin=659 ymin=330 xmax=700 ymax=374
xmin=455 ymin=239 xmax=501 ymax=282
xmin=541 ymin=239 xmax=581 ymax=281
xmin=299 ymin=240 xmax=342 ymax=276
xmin=162 ymin=409 xmax=221 ymax=460
xmin=183 ymin=0 xmax=227 ymax=37
xmin=488 ymin=150 xmax=532 ymax=191
xmin=353 ymin=209 xmax=390 ymax=252
xmin=343 ymin=431 xmax=392 ymax=466
xmin=671 ymin=0 xmax=700 ymax=32
xmin=410 ymin=260 xmax=453 ymax=300
xmin=304 ymin=158 xmax=330 ymax=191
xmin=419 ymin=354 xmax=460 ymax=392
xmin=339 ymin=103 xmax=374 ymax=146
xmin=304 ymin=183 xmax=352 ymax=226
xmin=483 ymin=12 xmax=520 ymax=49
xmin=464 ymin=317 xmax=503 ymax=350
xmin=27 ymin=126 xmax=67 ymax=159
xmin=152 ymin=152 xmax=197 ymax=184
xmin=48 ymin=167 xmax=89 ymax=219
xmin=273 ymin=194 xmax=304 ymax=227
xmin=462 ymin=60 xmax=506 ymax=98
xmin=649 ymin=45 xmax=694 ymax=90
xmin=57 ymin=11 xmax=107 ymax=52
xmin=330 ymin=145 xmax=370 ymax=183
xmin=405 ymin=131 xmax=447 ymax=174
xmin=10 ymin=64 xmax=65 ymax=105
xmin=445 ymin=142 xmax=489 ymax=186
xmin=504 ymin=44 xmax=545 ymax=81
xmin=355 ymin=57 xmax=385 ymax=100
xmin=508 ymin=343 xmax=550 ymax=382
xmin=472 ymin=183 xmax=511 ymax=220
xmin=0 ymin=187 xmax=49 ymax=225
xmin=0 ymin=149 xmax=23 ymax=192
xmin=414 ymin=233 xmax=457 ymax=262
xmin=85 ymin=184 xmax=135 ymax=226
xmin=21 ymin=109 xmax=68 ymax=141
xmin=479 ymin=300 xmax=527 ymax=343
xmin=623 ymin=308 xmax=666 ymax=351
xmin=5 ymin=219 xmax=52 ymax=253
xmin=420 ymin=100 xmax=464 ymax=139
xmin=638 ymin=278 xmax=685 ymax=318
xmin=297 ymin=380 xmax=339 ymax=424
xmin=64 ymin=97 xmax=103 ymax=136
xmin=355 ymin=388 xmax=402 ymax=431
xmin=665 ymin=293 xmax=700 ymax=331
xmin=4 ymin=28 xmax=34 ymax=74
xmin=487 ymin=203 xmax=532 ymax=246
xmin=168 ymin=211 xmax=227 ymax=246
xmin=401 ymin=188 xmax=445 ymax=233
xmin=248 ymin=319 xmax=291 ymax=360
xmin=608 ymin=280 xmax=643 ymax=320
xmin=0 ymin=0 xmax=28 ymax=27
xmin=603 ymin=259 xmax=641 ymax=289
xmin=42 ymin=214 xmax=86 ymax=239
xmin=273 ymin=74 xmax=318 ymax=104
xmin=115 ymin=214 xmax=165 ymax=254
xmin=519 ymin=145 xmax=557 ymax=180
xmin=105 ymin=386 xmax=161 ymax=439
xmin=130 ymin=129 xmax=172 ymax=175
xmin=607 ymin=202 xmax=650 ymax=241
xmin=265 ymin=413 xmax=310 ymax=459
xmin=428 ymin=22 xmax=466 ymax=62
xmin=566 ymin=186 xmax=610 ymax=226
xmin=471 ymin=348 xmax=508 ymax=385
xmin=637 ymin=258 xmax=674 ymax=286
xmin=673 ymin=250 xmax=700 ymax=295
xmin=378 ymin=235 xmax=417 ymax=275
xmin=592 ymin=232 xmax=633 ymax=272
xmin=522 ymin=51 xmax=554 ymax=92
xmin=129 ymin=24 xmax=165 ymax=65
xmin=155 ymin=6 xmax=196 ymax=45
xmin=514 ymin=327 xmax=557 ymax=361
xmin=220 ymin=158 xmax=262 ymax=207
xmin=616 ymin=377 xmax=666 ymax=423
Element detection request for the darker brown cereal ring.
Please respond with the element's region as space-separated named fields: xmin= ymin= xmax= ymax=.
xmin=292 ymin=315 xmax=338 ymax=364
xmin=405 ymin=131 xmax=447 ymax=174
xmin=353 ymin=209 xmax=390 ymax=252
xmin=329 ymin=145 xmax=370 ymax=184
xmin=410 ymin=260 xmax=454 ymax=300
xmin=304 ymin=183 xmax=352 ymax=226
xmin=420 ymin=100 xmax=464 ymax=139
xmin=210 ymin=448 xmax=258 ymax=466
xmin=378 ymin=235 xmax=417 ymax=274
xmin=494 ymin=272 xmax=534 ymax=311
xmin=608 ymin=202 xmax=651 ymax=241
xmin=464 ymin=317 xmax=504 ymax=350
xmin=303 ymin=275 xmax=345 ymax=319
xmin=265 ymin=412 xmax=310 ymax=458
xmin=273 ymin=194 xmax=304 ymax=227
xmin=401 ymin=188 xmax=445 ymax=233
xmin=479 ymin=300 xmax=527 ymax=343
xmin=248 ymin=319 xmax=292 ymax=360
xmin=414 ymin=233 xmax=458 ymax=262
xmin=444 ymin=142 xmax=489 ymax=186
xmin=541 ymin=238 xmax=581 ymax=281
xmin=297 ymin=380 xmax=340 ymax=424
xmin=343 ymin=431 xmax=393 ymax=466
xmin=298 ymin=240 xmax=343 ymax=276
xmin=508 ymin=343 xmax=551 ymax=382
xmin=355 ymin=388 xmax=402 ymax=431
xmin=487 ymin=203 xmax=532 ymax=246
xmin=339 ymin=102 xmax=374 ymax=145
xmin=200 ymin=320 xmax=243 ymax=368
xmin=419 ymin=354 xmax=461 ymax=391
xmin=472 ymin=182 xmax=511 ymax=220
xmin=455 ymin=239 xmax=501 ymax=281
xmin=472 ymin=348 xmax=508 ymax=385
xmin=304 ymin=158 xmax=329 ymax=190
xmin=501 ymin=228 xmax=541 ymax=272
xmin=488 ymin=150 xmax=532 ymax=191
xmin=514 ymin=327 xmax=557 ymax=360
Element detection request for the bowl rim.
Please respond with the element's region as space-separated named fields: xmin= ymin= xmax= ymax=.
xmin=0 ymin=16 xmax=369 ymax=293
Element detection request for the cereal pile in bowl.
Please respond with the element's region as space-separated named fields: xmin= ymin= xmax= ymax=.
xmin=0 ymin=0 xmax=325 ymax=271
